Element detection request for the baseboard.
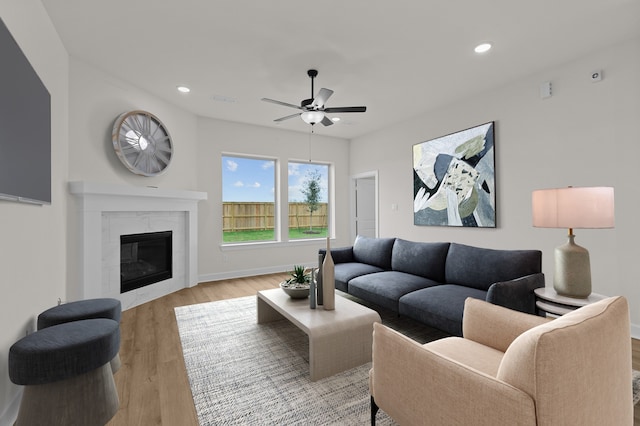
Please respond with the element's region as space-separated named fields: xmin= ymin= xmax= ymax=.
xmin=198 ymin=262 xmax=317 ymax=284
xmin=0 ymin=388 xmax=21 ymax=426
xmin=631 ymin=323 xmax=640 ymax=340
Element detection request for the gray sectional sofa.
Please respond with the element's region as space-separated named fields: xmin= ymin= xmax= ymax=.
xmin=321 ymin=236 xmax=544 ymax=336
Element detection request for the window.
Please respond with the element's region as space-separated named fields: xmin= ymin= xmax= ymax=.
xmin=288 ymin=162 xmax=329 ymax=240
xmin=221 ymin=156 xmax=331 ymax=244
xmin=222 ymin=156 xmax=276 ymax=243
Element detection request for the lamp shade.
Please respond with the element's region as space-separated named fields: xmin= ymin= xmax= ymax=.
xmin=532 ymin=186 xmax=615 ymax=229
xmin=300 ymin=110 xmax=325 ymax=125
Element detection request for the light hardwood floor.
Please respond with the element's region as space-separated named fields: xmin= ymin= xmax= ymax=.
xmin=107 ymin=275 xmax=640 ymax=425
xmin=107 ymin=273 xmax=285 ymax=426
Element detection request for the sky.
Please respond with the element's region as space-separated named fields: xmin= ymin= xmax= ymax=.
xmin=222 ymin=156 xmax=328 ymax=202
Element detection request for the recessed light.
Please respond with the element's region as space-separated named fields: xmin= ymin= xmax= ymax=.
xmin=177 ymin=86 xmax=191 ymax=93
xmin=332 ymin=117 xmax=341 ymax=122
xmin=474 ymin=43 xmax=492 ymax=54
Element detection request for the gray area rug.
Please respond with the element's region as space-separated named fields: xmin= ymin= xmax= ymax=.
xmin=175 ymin=294 xmax=446 ymax=425
xmin=175 ymin=294 xmax=640 ymax=425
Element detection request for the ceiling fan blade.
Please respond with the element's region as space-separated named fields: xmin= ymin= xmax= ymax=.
xmin=261 ymin=98 xmax=302 ymax=110
xmin=324 ymin=106 xmax=367 ymax=113
xmin=311 ymin=88 xmax=334 ymax=108
xmin=321 ymin=116 xmax=334 ymax=126
xmin=274 ymin=113 xmax=301 ymax=122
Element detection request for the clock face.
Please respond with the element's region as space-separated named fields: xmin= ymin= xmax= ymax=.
xmin=112 ymin=110 xmax=173 ymax=176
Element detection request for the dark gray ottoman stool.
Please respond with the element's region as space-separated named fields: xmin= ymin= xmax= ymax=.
xmin=38 ymin=298 xmax=122 ymax=372
xmin=9 ymin=318 xmax=120 ymax=426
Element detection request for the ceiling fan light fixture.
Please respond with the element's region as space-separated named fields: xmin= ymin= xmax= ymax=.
xmin=262 ymin=69 xmax=366 ymax=127
xmin=301 ymin=110 xmax=325 ymax=125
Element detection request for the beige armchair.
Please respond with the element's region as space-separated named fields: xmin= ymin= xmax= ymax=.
xmin=370 ymin=296 xmax=632 ymax=426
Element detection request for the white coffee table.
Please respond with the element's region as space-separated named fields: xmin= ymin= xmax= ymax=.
xmin=257 ymin=288 xmax=381 ymax=381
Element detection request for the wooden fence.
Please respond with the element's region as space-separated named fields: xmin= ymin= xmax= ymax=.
xmin=223 ymin=202 xmax=327 ymax=232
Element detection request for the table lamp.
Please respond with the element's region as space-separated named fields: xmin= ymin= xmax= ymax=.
xmin=532 ymin=186 xmax=614 ymax=298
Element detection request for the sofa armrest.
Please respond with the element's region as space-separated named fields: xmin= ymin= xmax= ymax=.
xmin=318 ymin=246 xmax=354 ymax=264
xmin=486 ymin=272 xmax=545 ymax=314
xmin=370 ymin=323 xmax=536 ymax=426
xmin=462 ymin=298 xmax=551 ymax=353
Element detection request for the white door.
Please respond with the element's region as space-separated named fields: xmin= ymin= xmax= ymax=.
xmin=355 ymin=177 xmax=377 ymax=238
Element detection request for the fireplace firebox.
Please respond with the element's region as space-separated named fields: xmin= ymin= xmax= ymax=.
xmin=120 ymin=231 xmax=173 ymax=293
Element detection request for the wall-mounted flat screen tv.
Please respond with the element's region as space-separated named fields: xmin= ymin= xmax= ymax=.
xmin=0 ymin=18 xmax=51 ymax=205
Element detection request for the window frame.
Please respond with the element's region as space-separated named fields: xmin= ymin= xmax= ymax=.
xmin=221 ymin=153 xmax=278 ymax=245
xmin=287 ymin=160 xmax=331 ymax=241
xmin=220 ymin=153 xmax=334 ymax=248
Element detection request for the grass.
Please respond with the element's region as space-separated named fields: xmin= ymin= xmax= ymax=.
xmin=223 ymin=227 xmax=328 ymax=243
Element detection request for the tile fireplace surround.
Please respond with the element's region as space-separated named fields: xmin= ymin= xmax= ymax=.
xmin=69 ymin=181 xmax=207 ymax=309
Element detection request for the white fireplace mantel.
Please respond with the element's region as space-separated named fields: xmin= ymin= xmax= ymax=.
xmin=69 ymin=181 xmax=207 ymax=204
xmin=69 ymin=181 xmax=207 ymax=309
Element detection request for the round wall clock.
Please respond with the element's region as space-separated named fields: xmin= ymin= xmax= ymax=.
xmin=112 ymin=110 xmax=173 ymax=176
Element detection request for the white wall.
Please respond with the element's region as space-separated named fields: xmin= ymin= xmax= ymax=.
xmin=67 ymin=59 xmax=199 ymax=189
xmin=0 ymin=0 xmax=69 ymax=422
xmin=350 ymin=37 xmax=640 ymax=327
xmin=197 ymin=118 xmax=351 ymax=280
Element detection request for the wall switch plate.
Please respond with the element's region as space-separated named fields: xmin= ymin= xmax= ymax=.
xmin=539 ymin=81 xmax=552 ymax=99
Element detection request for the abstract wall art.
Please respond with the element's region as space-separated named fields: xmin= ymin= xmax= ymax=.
xmin=413 ymin=121 xmax=496 ymax=227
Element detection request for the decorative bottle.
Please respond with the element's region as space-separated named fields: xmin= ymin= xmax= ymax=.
xmin=316 ymin=253 xmax=324 ymax=305
xmin=310 ymin=268 xmax=316 ymax=309
xmin=322 ymin=237 xmax=335 ymax=310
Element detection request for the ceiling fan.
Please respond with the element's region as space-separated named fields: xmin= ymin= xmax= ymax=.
xmin=261 ymin=69 xmax=366 ymax=126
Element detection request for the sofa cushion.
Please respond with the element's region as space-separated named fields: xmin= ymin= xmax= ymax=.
xmin=462 ymin=298 xmax=550 ymax=353
xmin=399 ymin=285 xmax=487 ymax=336
xmin=445 ymin=243 xmax=542 ymax=291
xmin=333 ymin=262 xmax=384 ymax=292
xmin=352 ymin=235 xmax=395 ymax=270
xmin=391 ymin=239 xmax=450 ymax=282
xmin=349 ymin=271 xmax=440 ymax=312
xmin=425 ymin=337 xmax=505 ymax=377
xmin=319 ymin=246 xmax=354 ymax=264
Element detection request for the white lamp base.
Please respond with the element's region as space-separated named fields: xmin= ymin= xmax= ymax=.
xmin=553 ymin=233 xmax=591 ymax=298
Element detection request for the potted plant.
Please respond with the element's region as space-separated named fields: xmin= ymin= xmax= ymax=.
xmin=280 ymin=265 xmax=312 ymax=298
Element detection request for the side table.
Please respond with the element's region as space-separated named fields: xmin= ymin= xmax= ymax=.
xmin=534 ymin=288 xmax=640 ymax=412
xmin=534 ymin=287 xmax=607 ymax=317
